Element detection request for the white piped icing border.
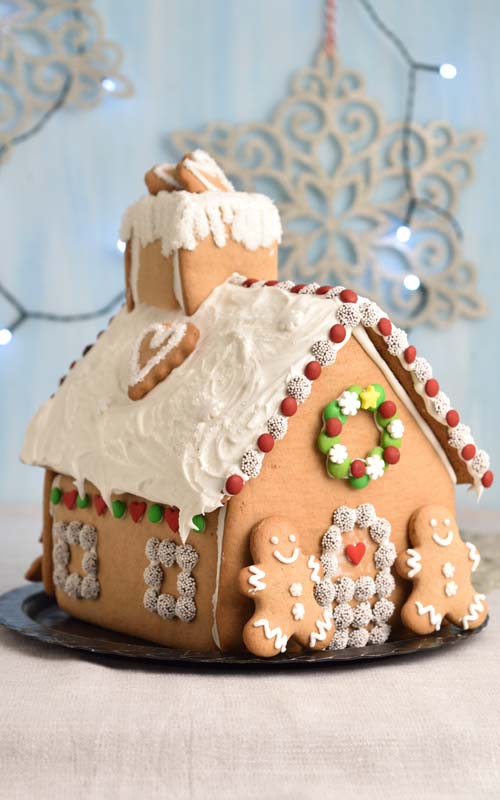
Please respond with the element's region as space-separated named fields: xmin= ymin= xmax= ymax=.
xmin=229 ymin=275 xmax=492 ymax=499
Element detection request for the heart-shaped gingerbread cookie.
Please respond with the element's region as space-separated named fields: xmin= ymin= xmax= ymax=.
xmin=128 ymin=321 xmax=199 ymax=401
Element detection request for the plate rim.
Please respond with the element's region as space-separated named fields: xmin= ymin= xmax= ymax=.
xmin=0 ymin=583 xmax=489 ymax=668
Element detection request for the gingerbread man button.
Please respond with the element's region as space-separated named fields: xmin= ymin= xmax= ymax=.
xmin=238 ymin=516 xmax=334 ymax=657
xmin=396 ymin=505 xmax=488 ymax=635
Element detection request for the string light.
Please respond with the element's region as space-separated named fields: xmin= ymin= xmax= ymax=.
xmin=359 ymin=0 xmax=463 ymax=245
xmin=403 ymin=274 xmax=421 ymax=291
xmin=0 ymin=329 xmax=13 ymax=346
xmin=101 ymin=77 xmax=117 ymax=92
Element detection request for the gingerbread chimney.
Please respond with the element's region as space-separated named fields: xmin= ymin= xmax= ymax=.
xmin=120 ymin=151 xmax=281 ymax=315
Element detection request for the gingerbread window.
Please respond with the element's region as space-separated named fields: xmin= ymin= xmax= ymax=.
xmin=52 ymin=521 xmax=100 ymax=600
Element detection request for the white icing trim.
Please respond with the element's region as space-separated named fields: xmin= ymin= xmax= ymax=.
xmin=248 ymin=565 xmax=266 ymax=592
xmin=432 ymin=531 xmax=454 ymax=547
xmin=415 ymin=601 xmax=442 ymax=631
xmin=353 ymin=327 xmax=457 ymax=485
xmin=466 ymin=542 xmax=480 ymax=572
xmin=182 ymin=150 xmax=234 ymax=192
xmin=211 ymin=505 xmax=227 ymax=651
xmin=120 ymin=191 xmax=282 ymax=260
xmin=308 ymin=555 xmax=322 ymax=584
xmin=406 ymin=548 xmax=422 ymax=578
xmin=309 ymin=609 xmax=333 ymax=648
xmin=253 ymin=618 xmax=288 ymax=653
xmin=172 ymin=250 xmax=185 ymax=311
xmin=153 ymin=163 xmax=181 ymax=189
xmin=273 ymin=547 xmax=299 ymax=564
xmin=461 ymin=594 xmax=486 ymax=629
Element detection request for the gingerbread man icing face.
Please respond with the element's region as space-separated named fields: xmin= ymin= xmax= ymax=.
xmin=396 ymin=505 xmax=488 ymax=635
xmin=238 ymin=516 xmax=334 ymax=657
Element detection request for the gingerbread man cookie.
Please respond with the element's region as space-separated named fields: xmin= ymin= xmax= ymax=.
xmin=128 ymin=321 xmax=199 ymax=400
xmin=239 ymin=516 xmax=334 ymax=657
xmin=396 ymin=505 xmax=487 ymax=635
xmin=144 ymin=163 xmax=182 ymax=195
xmin=175 ymin=149 xmax=234 ymax=193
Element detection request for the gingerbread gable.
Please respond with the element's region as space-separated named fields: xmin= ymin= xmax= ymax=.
xmin=21 ymin=275 xmax=491 ymax=541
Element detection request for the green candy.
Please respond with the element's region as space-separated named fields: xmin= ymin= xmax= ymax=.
xmin=347 ymin=384 xmax=363 ymax=397
xmin=50 ymin=487 xmax=62 ymax=505
xmin=381 ymin=431 xmax=402 ymax=449
xmin=323 ymin=401 xmax=347 ymax=424
xmin=371 ymin=383 xmax=386 ymax=408
xmin=77 ymin=493 xmax=90 ymax=509
xmin=376 ymin=410 xmax=398 ymax=429
xmin=112 ymin=500 xmax=127 ymax=519
xmin=148 ymin=504 xmax=164 ymax=523
xmin=317 ymin=430 xmax=341 ymax=455
xmin=349 ymin=474 xmax=370 ymax=489
xmin=327 ymin=458 xmax=351 ymax=479
xmin=192 ymin=514 xmax=206 ymax=533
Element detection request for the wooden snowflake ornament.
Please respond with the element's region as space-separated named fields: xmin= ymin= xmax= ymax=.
xmin=172 ymin=51 xmax=485 ymax=328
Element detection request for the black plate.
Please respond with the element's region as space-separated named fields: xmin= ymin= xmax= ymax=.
xmin=0 ymin=583 xmax=488 ymax=668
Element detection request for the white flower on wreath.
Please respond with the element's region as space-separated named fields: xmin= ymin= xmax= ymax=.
xmin=328 ymin=444 xmax=348 ymax=464
xmin=366 ymin=453 xmax=385 ymax=480
xmin=387 ymin=419 xmax=404 ymax=439
xmin=338 ymin=390 xmax=360 ymax=416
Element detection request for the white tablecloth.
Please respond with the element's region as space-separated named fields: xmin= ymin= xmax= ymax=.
xmin=1 ymin=506 xmax=499 ymax=800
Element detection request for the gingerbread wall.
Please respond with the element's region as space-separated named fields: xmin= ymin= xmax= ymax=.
xmin=216 ymin=335 xmax=456 ymax=652
xmin=48 ymin=476 xmax=220 ymax=651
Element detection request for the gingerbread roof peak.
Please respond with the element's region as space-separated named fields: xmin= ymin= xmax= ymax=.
xmin=21 ymin=276 xmax=492 ymax=541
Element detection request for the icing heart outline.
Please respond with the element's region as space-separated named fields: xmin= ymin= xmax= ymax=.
xmin=345 ymin=542 xmax=366 ymax=566
xmin=129 ymin=322 xmax=188 ymax=389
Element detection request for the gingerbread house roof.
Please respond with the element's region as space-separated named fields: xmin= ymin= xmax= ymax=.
xmin=21 ymin=275 xmax=492 ymax=541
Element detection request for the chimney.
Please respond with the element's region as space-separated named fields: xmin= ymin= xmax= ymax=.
xmin=120 ymin=152 xmax=281 ymax=315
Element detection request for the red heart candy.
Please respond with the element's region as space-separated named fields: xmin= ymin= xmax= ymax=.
xmin=345 ymin=542 xmax=366 ymax=566
xmin=62 ymin=490 xmax=77 ymax=510
xmin=129 ymin=501 xmax=146 ymax=523
xmin=164 ymin=506 xmax=179 ymax=532
xmin=93 ymin=495 xmax=107 ymax=516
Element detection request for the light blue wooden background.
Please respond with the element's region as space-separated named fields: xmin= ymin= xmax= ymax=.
xmin=1 ymin=0 xmax=498 ymax=517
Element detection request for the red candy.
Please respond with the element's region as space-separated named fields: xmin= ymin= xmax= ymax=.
xmin=129 ymin=501 xmax=146 ymax=523
xmin=404 ymin=345 xmax=417 ymax=364
xmin=425 ymin=379 xmax=439 ymax=397
xmin=316 ymin=285 xmax=333 ymax=295
xmin=384 ymin=446 xmax=400 ymax=465
xmin=482 ymin=471 xmax=494 ymax=488
xmin=378 ymin=318 xmax=392 ymax=336
xmin=461 ymin=444 xmax=476 ymax=461
xmin=446 ymin=409 xmax=460 ymax=427
xmin=94 ymin=495 xmax=107 ymax=516
xmin=225 ymin=474 xmax=244 ymax=495
xmin=281 ymin=397 xmax=298 ymax=416
xmin=291 ymin=284 xmax=306 ymax=293
xmin=164 ymin=506 xmax=179 ymax=532
xmin=304 ymin=360 xmax=322 ymax=380
xmin=379 ymin=400 xmax=396 ymax=420
xmin=351 ymin=459 xmax=366 ymax=478
xmin=264 ymin=280 xmax=278 ymax=286
xmin=340 ymin=289 xmax=358 ymax=303
xmin=243 ymin=278 xmax=258 ymax=287
xmin=62 ymin=490 xmax=77 ymax=510
xmin=325 ymin=418 xmax=342 ymax=437
xmin=257 ymin=433 xmax=274 ymax=453
xmin=329 ymin=324 xmax=346 ymax=343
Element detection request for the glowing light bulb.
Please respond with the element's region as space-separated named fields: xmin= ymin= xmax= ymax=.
xmin=439 ymin=63 xmax=457 ymax=80
xmin=102 ymin=77 xmax=117 ymax=92
xmin=396 ymin=225 xmax=411 ymax=243
xmin=116 ymin=239 xmax=126 ymax=254
xmin=403 ymin=274 xmax=421 ymax=291
xmin=0 ymin=328 xmax=13 ymax=346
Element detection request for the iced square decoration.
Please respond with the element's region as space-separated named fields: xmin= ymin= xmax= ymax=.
xmin=52 ymin=520 xmax=100 ymax=600
xmin=143 ymin=537 xmax=199 ymax=623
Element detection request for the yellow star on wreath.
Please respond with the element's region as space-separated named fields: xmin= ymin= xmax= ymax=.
xmin=360 ymin=384 xmax=380 ymax=410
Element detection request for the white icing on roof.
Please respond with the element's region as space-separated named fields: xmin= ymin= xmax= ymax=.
xmin=119 ymin=190 xmax=282 ymax=257
xmin=22 ymin=277 xmax=492 ymax=541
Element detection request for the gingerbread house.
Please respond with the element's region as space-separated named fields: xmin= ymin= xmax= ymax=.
xmin=21 ymin=151 xmax=492 ymax=656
